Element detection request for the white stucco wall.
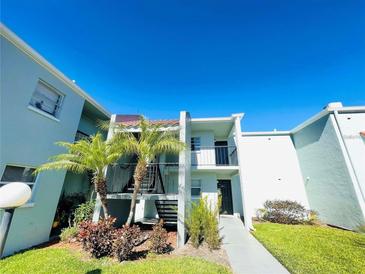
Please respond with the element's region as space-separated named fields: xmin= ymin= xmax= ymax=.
xmin=191 ymin=173 xmax=218 ymax=206
xmin=240 ymin=134 xmax=309 ymax=219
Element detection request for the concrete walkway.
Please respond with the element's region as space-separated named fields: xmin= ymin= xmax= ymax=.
xmin=220 ymin=215 xmax=289 ymax=274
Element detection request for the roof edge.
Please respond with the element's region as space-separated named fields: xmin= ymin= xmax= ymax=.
xmin=0 ymin=23 xmax=110 ymax=118
xmin=291 ymin=104 xmax=365 ymax=134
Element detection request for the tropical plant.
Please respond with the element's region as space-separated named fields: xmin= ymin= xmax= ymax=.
xmin=78 ymin=217 xmax=116 ymax=258
xmin=185 ymin=197 xmax=222 ymax=249
xmin=73 ymin=200 xmax=96 ymax=226
xmin=149 ymin=220 xmax=170 ymax=254
xmin=113 ymin=225 xmax=143 ymax=261
xmin=35 ymin=133 xmax=124 ymax=218
xmin=110 ymin=117 xmax=186 ymax=225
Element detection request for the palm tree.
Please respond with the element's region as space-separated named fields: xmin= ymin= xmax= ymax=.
xmin=112 ymin=117 xmax=185 ymax=225
xmin=35 ymin=132 xmax=124 ymax=218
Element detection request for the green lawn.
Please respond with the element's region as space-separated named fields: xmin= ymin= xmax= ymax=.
xmin=253 ymin=223 xmax=365 ymax=274
xmin=0 ymin=247 xmax=230 ymax=274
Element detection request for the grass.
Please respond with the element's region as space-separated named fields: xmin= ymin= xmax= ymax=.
xmin=253 ymin=223 xmax=365 ymax=274
xmin=0 ymin=246 xmax=230 ymax=274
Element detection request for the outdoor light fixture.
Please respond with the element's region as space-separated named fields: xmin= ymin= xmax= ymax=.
xmin=0 ymin=182 xmax=32 ymax=258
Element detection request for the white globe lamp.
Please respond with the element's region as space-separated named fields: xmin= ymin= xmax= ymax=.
xmin=0 ymin=182 xmax=32 ymax=257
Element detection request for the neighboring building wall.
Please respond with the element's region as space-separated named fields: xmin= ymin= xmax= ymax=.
xmin=293 ymin=115 xmax=365 ymax=229
xmin=0 ymin=35 xmax=85 ymax=256
xmin=336 ymin=112 xmax=365 ymax=210
xmin=240 ymin=134 xmax=309 ymax=219
xmin=62 ymin=113 xmax=104 ymax=198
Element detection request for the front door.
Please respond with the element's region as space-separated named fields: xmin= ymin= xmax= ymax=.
xmin=217 ymin=180 xmax=233 ymax=214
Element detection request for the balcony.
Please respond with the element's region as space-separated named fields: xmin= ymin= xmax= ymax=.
xmin=191 ymin=145 xmax=238 ymax=167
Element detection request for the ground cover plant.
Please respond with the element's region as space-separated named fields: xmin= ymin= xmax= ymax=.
xmin=253 ymin=222 xmax=365 ymax=274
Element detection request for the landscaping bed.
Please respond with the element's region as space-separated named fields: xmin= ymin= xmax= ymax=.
xmin=0 ymin=243 xmax=231 ymax=274
xmin=253 ymin=222 xmax=365 ymax=274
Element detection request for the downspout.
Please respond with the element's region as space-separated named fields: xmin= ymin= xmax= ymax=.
xmin=333 ymin=111 xmax=365 ymax=209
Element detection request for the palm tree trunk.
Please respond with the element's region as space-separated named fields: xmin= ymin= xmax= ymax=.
xmin=126 ymin=161 xmax=147 ymax=225
xmin=94 ymin=178 xmax=109 ymax=218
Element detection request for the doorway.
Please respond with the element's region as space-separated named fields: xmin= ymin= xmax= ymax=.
xmin=215 ymin=141 xmax=229 ymax=165
xmin=217 ymin=180 xmax=233 ymax=214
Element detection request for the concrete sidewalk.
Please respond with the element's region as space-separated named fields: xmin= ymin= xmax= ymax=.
xmin=220 ymin=215 xmax=289 ymax=274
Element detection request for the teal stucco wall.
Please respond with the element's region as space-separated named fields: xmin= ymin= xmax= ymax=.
xmin=292 ymin=115 xmax=365 ymax=229
xmin=0 ymin=35 xmax=87 ymax=256
xmin=61 ymin=113 xmax=105 ymax=198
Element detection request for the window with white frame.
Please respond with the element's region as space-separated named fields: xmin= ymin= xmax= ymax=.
xmin=191 ymin=179 xmax=201 ymax=197
xmin=29 ymin=81 xmax=64 ymax=118
xmin=191 ymin=137 xmax=201 ymax=151
xmin=1 ymin=165 xmax=37 ymax=189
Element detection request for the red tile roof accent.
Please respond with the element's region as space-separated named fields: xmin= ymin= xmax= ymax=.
xmin=115 ymin=115 xmax=179 ymax=127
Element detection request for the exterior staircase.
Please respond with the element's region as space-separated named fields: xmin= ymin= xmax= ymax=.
xmin=124 ymin=164 xmax=165 ymax=194
xmin=155 ymin=200 xmax=178 ymax=225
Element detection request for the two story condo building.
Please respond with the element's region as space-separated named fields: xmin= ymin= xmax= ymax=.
xmin=0 ymin=24 xmax=109 ymax=256
xmin=1 ymin=23 xmax=364 ymax=256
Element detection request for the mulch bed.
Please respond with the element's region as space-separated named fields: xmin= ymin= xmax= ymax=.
xmin=42 ymin=228 xmax=230 ymax=269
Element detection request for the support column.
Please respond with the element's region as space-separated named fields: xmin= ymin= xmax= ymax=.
xmin=177 ymin=111 xmax=191 ymax=247
xmin=0 ymin=208 xmax=14 ymax=258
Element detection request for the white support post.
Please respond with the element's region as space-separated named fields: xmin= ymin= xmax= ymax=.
xmin=177 ymin=111 xmax=191 ymax=247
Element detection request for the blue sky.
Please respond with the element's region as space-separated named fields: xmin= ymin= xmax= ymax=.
xmin=2 ymin=0 xmax=364 ymax=131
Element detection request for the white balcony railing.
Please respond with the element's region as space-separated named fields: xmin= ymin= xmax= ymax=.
xmin=191 ymin=145 xmax=238 ymax=166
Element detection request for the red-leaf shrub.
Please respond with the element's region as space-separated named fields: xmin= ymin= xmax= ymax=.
xmin=78 ymin=217 xmax=116 ymax=258
xmin=149 ymin=220 xmax=170 ymax=254
xmin=113 ymin=225 xmax=142 ymax=261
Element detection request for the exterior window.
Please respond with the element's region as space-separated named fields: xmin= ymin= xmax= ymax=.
xmin=75 ymin=130 xmax=89 ymax=142
xmin=191 ymin=137 xmax=201 ymax=151
xmin=29 ymin=81 xmax=64 ymax=118
xmin=1 ymin=165 xmax=37 ymax=189
xmin=191 ymin=179 xmax=201 ymax=197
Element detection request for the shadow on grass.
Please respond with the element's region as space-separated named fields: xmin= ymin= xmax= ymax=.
xmin=86 ymin=269 xmax=101 ymax=274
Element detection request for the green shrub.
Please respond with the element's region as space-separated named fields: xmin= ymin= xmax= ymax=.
xmin=185 ymin=197 xmax=221 ymax=249
xmin=260 ymin=200 xmax=309 ymax=224
xmin=60 ymin=226 xmax=78 ymax=242
xmin=78 ymin=217 xmax=116 ymax=258
xmin=113 ymin=225 xmax=142 ymax=261
xmin=186 ymin=199 xmax=206 ymax=248
xmin=73 ymin=200 xmax=95 ymax=226
xmin=55 ymin=193 xmax=86 ymax=228
xmin=149 ymin=220 xmax=170 ymax=254
xmin=204 ymin=205 xmax=221 ymax=250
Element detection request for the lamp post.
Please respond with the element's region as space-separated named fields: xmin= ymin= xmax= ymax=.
xmin=0 ymin=182 xmax=31 ymax=258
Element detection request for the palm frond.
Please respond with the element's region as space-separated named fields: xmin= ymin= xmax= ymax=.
xmin=35 ymin=160 xmax=88 ymax=174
